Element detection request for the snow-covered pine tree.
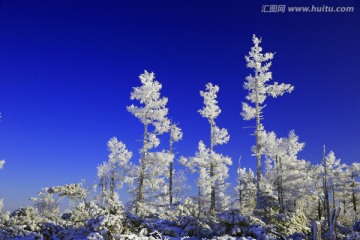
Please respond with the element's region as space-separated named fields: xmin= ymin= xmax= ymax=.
xmin=127 ymin=70 xmax=170 ymax=215
xmin=198 ymin=82 xmax=232 ymax=217
xmin=97 ymin=137 xmax=133 ymax=204
xmin=0 ymin=160 xmax=4 ymax=170
xmin=241 ymin=35 xmax=294 ymax=207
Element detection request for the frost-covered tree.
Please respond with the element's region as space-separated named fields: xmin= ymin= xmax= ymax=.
xmin=181 ymin=140 xmax=231 ymax=218
xmin=323 ymin=151 xmax=345 ymax=211
xmin=198 ymin=82 xmax=231 ymax=216
xmin=127 ymin=70 xmax=170 ymax=214
xmin=318 ymin=149 xmax=348 ymax=230
xmin=171 ymin=170 xmax=189 ymax=203
xmin=139 ymin=151 xmax=173 ymax=211
xmin=262 ymin=130 xmax=310 ymax=213
xmin=307 ymin=164 xmax=325 ymax=221
xmin=180 ymin=141 xmax=210 ymax=218
xmin=30 ymin=188 xmax=60 ymax=220
xmin=0 ymin=160 xmax=4 ymax=170
xmin=235 ymin=164 xmax=256 ymax=214
xmin=241 ymin=35 xmax=294 ymax=206
xmin=97 ymin=137 xmax=133 ymax=204
xmin=168 ymin=122 xmax=183 ymax=205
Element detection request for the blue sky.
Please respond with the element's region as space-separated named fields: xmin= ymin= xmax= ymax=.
xmin=0 ymin=0 xmax=359 ymax=211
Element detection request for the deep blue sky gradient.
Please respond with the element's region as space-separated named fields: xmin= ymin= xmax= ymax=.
xmin=0 ymin=0 xmax=359 ymax=211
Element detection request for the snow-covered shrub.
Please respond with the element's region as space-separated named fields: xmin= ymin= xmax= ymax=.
xmin=86 ymin=193 xmax=125 ymax=239
xmin=40 ymin=222 xmax=66 ymax=239
xmin=253 ymin=183 xmax=279 ymax=222
xmin=70 ymin=202 xmax=92 ymax=225
xmin=269 ymin=211 xmax=310 ymax=237
xmin=178 ymin=216 xmax=212 ymax=238
xmin=3 ymin=226 xmax=42 ymax=239
xmin=216 ymin=209 xmax=268 ymax=238
xmin=90 ymin=214 xmax=123 ymax=238
xmin=30 ymin=188 xmax=61 ymax=221
xmin=69 ymin=200 xmax=105 ymax=226
xmin=176 ymin=198 xmax=198 ymax=218
xmin=216 ymin=210 xmax=250 ymax=236
xmin=0 ymin=207 xmax=44 ymax=239
xmin=7 ymin=207 xmax=41 ymax=232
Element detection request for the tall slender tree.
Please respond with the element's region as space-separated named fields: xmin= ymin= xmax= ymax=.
xmin=241 ymin=35 xmax=294 ymax=206
xmin=198 ymin=82 xmax=231 ymax=216
xmin=127 ymin=70 xmax=170 ymax=214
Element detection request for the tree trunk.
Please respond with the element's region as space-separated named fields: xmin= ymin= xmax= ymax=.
xmin=237 ymin=157 xmax=242 ymax=212
xmin=110 ymin=168 xmax=115 ymax=199
xmin=239 ymin=187 xmax=242 ymax=212
xmin=332 ymin=183 xmax=336 ymax=211
xmin=276 ymin=156 xmax=284 ymax=214
xmin=313 ymin=221 xmax=321 ymax=240
xmin=255 ymin=100 xmax=262 ymax=208
xmin=210 ymin=162 xmax=216 ymax=216
xmin=318 ymin=198 xmax=322 ymax=220
xmin=100 ymin=177 xmax=105 ymax=207
xmin=323 ymin=145 xmax=331 ymax=227
xmin=210 ymin=122 xmax=216 ymax=217
xmin=169 ymin=134 xmax=174 ymax=205
xmin=198 ymin=185 xmax=202 ymax=218
xmin=136 ymin=123 xmax=148 ymax=215
xmin=329 ymin=207 xmax=340 ymax=240
xmin=352 ymin=172 xmax=357 ymax=217
xmin=280 ymin=158 xmax=284 ymax=213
